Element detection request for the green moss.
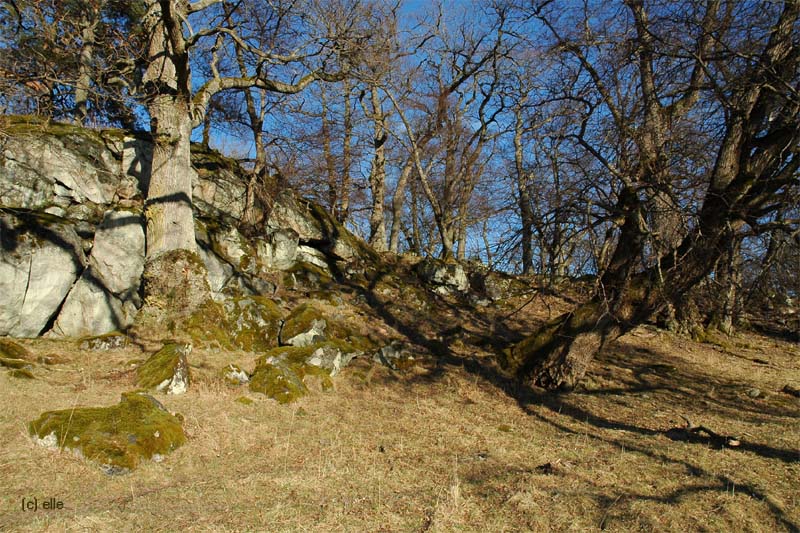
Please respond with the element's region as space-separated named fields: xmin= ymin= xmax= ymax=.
xmin=502 ymin=319 xmax=562 ymax=373
xmin=0 ymin=338 xmax=31 ymax=360
xmin=225 ymin=297 xmax=283 ymax=352
xmin=248 ymin=359 xmax=308 ymax=404
xmin=186 ymin=297 xmax=282 ymax=353
xmin=137 ymin=344 xmax=191 ymax=393
xmin=304 ymin=200 xmax=380 ymax=264
xmin=185 ymin=300 xmax=235 ymax=350
xmin=28 ymin=392 xmax=185 ymax=473
xmin=9 ymin=368 xmax=35 ymax=379
xmin=281 ymin=303 xmax=327 ymax=343
xmin=249 ymin=343 xmax=341 ymax=402
xmin=298 ymin=363 xmax=334 ymax=392
xmin=235 ymin=396 xmax=254 ymax=405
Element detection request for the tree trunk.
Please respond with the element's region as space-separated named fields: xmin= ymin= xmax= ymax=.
xmin=135 ymin=0 xmax=210 ymax=334
xmin=513 ymin=105 xmax=534 ymax=274
xmin=506 ymin=192 xmax=740 ymax=390
xmin=389 ymin=159 xmax=413 ymax=252
xmin=710 ymin=236 xmax=743 ymax=335
xmin=339 ymin=78 xmax=353 ymax=224
xmin=74 ymin=15 xmax=96 ymax=125
xmin=139 ymin=96 xmax=211 ymax=326
xmin=320 ymin=87 xmax=338 ymax=217
xmin=367 ymin=86 xmax=388 ymax=251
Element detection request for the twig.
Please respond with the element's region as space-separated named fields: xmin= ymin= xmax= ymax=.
xmin=599 ymin=494 xmax=623 ymax=530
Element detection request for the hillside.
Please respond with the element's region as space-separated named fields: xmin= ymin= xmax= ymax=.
xmin=2 ymin=279 xmax=799 ymax=531
xmin=0 ymin=117 xmax=798 ymax=531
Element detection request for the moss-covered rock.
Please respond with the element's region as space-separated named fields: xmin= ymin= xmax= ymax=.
xmin=249 ymin=359 xmax=310 ymax=404
xmin=281 ymin=303 xmax=328 ymax=346
xmin=279 ymin=303 xmax=372 ymax=355
xmin=28 ymin=391 xmax=185 ymax=474
xmin=283 ymin=261 xmax=334 ymax=290
xmin=185 ymin=300 xmax=235 ymax=349
xmin=416 ymin=257 xmax=469 ymax=294
xmin=136 ymin=343 xmax=191 ymax=395
xmin=248 ymin=342 xmax=353 ymax=403
xmin=186 ymin=297 xmax=282 ymax=352
xmin=224 ymin=297 xmax=283 ymax=352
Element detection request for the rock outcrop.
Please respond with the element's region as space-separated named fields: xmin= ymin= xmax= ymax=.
xmin=0 ymin=117 xmax=376 ymax=339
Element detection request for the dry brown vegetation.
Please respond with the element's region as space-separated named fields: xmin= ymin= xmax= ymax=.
xmin=1 ymin=286 xmax=798 ymax=532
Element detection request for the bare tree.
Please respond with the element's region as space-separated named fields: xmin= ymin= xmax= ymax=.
xmin=505 ymin=0 xmax=800 ymax=390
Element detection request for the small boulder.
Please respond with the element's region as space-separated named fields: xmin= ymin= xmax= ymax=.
xmin=249 ymin=342 xmax=360 ymax=403
xmin=222 ymin=363 xmax=250 ymax=385
xmin=417 ymin=257 xmax=469 ymax=295
xmin=249 ymin=358 xmax=310 ymax=404
xmin=256 ymin=228 xmax=299 ymax=270
xmin=80 ymin=333 xmax=129 ymax=351
xmin=29 ymin=391 xmax=185 ymax=474
xmin=136 ymin=343 xmax=191 ymax=395
xmin=374 ymin=342 xmax=416 ymax=370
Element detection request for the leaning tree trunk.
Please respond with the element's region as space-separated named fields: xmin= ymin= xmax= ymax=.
xmin=505 ymin=194 xmax=740 ymax=390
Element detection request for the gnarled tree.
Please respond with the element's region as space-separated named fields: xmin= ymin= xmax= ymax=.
xmin=505 ymin=0 xmax=800 ymax=390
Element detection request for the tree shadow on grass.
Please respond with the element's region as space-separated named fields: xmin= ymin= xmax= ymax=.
xmin=328 ymin=260 xmax=799 ymax=531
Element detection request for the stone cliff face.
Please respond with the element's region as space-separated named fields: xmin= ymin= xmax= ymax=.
xmin=0 ymin=116 xmax=366 ymax=338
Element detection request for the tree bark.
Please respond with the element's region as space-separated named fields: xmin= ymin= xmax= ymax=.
xmin=367 ymin=86 xmax=388 ymax=251
xmin=389 ymin=159 xmax=413 ymax=252
xmin=513 ymin=103 xmax=535 ymax=275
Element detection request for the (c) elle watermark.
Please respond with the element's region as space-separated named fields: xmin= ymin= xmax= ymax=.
xmin=21 ymin=497 xmax=64 ymax=512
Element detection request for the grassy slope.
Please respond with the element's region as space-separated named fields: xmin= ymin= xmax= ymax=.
xmin=1 ymin=283 xmax=798 ymax=532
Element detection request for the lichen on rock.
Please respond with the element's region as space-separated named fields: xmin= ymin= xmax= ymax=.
xmin=79 ymin=332 xmax=129 ymax=351
xmin=136 ymin=343 xmax=191 ymax=395
xmin=184 ymin=296 xmax=283 ymax=352
xmin=222 ymin=363 xmax=250 ymax=385
xmin=28 ymin=391 xmax=186 ymax=474
xmin=248 ymin=341 xmax=357 ymax=403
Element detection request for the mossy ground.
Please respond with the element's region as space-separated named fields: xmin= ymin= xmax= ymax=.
xmin=28 ymin=392 xmax=185 ymax=473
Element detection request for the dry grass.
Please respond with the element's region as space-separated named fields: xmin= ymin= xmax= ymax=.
xmin=1 ymin=293 xmax=798 ymax=532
